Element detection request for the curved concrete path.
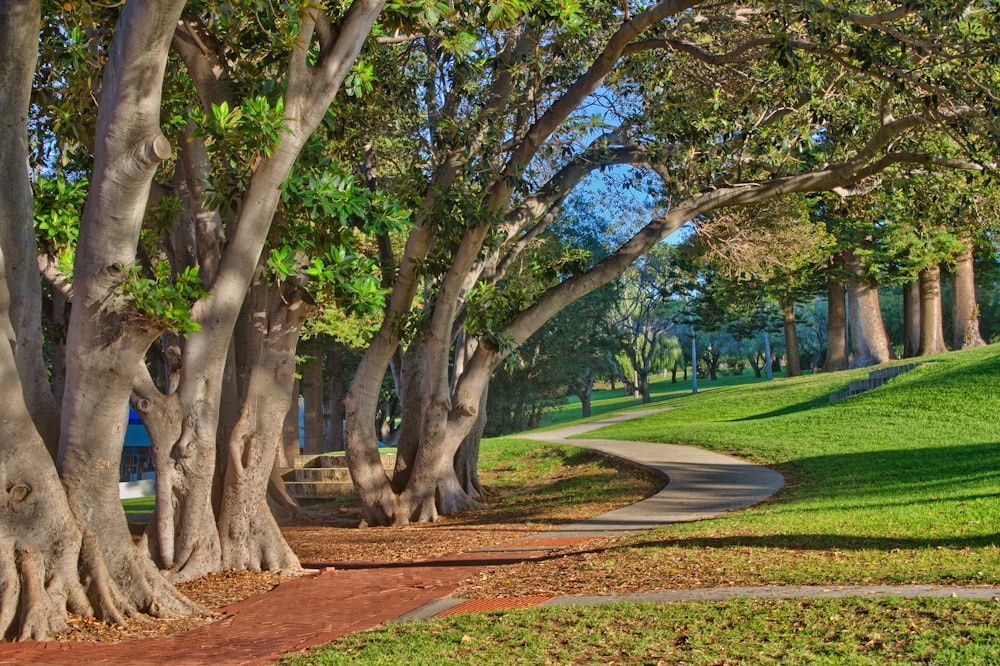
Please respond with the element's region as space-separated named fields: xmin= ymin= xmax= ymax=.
xmin=514 ymin=409 xmax=785 ymax=539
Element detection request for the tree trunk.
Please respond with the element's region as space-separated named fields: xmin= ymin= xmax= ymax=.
xmin=216 ymin=280 xmax=306 ymax=574
xmin=302 ymin=347 xmax=323 ymax=455
xmin=454 ymin=383 xmax=489 ymax=501
xmin=280 ymin=377 xmax=300 ymax=466
xmin=0 ymin=5 xmax=103 ymax=636
xmin=141 ymin=0 xmax=387 ymax=579
xmin=951 ymin=241 xmax=985 ymax=349
xmin=58 ymin=0 xmax=204 ymax=619
xmin=324 ymin=346 xmax=346 ymax=451
xmin=844 ymin=249 xmax=892 ymax=368
xmin=576 ymin=373 xmax=596 ymax=418
xmin=902 ymin=280 xmax=921 ymax=358
xmin=0 ymin=0 xmax=59 ymax=457
xmin=917 ymin=264 xmax=949 ymax=356
xmin=133 ymin=376 xmax=223 ymax=584
xmin=824 ymin=277 xmax=849 ymax=372
xmin=0 ymin=298 xmax=98 ymax=639
xmin=390 ymin=341 xmax=426 ymax=493
xmin=638 ymin=370 xmax=651 ymax=403
xmin=781 ymin=297 xmax=802 ymax=377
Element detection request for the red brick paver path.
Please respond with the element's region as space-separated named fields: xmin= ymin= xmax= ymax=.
xmin=0 ymin=549 xmax=558 ymax=666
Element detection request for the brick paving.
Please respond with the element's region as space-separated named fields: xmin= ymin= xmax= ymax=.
xmin=0 ymin=549 xmax=557 ymax=666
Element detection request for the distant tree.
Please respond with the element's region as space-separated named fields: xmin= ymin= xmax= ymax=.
xmin=608 ymin=245 xmax=689 ymax=403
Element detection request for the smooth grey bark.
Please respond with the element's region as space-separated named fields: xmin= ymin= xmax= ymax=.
xmin=824 ymin=277 xmax=848 ymax=372
xmin=844 ymin=249 xmax=892 ymax=368
xmin=216 ymin=278 xmax=307 ymax=574
xmin=281 ymin=377 xmax=300 ymax=465
xmin=390 ymin=341 xmax=426 ymax=494
xmin=951 ymin=241 xmax=985 ymax=349
xmin=137 ymin=0 xmax=387 ymax=580
xmin=917 ymin=264 xmax=949 ymax=356
xmin=781 ymin=297 xmax=802 ymax=377
xmin=0 ymin=0 xmax=60 ymax=459
xmin=57 ymin=0 xmax=204 ymax=620
xmin=0 ymin=4 xmax=100 ymax=637
xmin=902 ymin=280 xmax=921 ymax=358
xmin=454 ymin=382 xmax=489 ymax=501
xmin=0 ymin=273 xmax=92 ymax=640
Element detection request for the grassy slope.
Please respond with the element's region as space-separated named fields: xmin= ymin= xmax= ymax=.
xmin=284 ymin=345 xmax=1000 ymax=665
xmin=588 ymin=345 xmax=1000 ymax=582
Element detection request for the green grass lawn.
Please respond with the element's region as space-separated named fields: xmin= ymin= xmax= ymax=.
xmin=285 ymin=344 xmax=1000 ymax=664
xmin=537 ymin=370 xmax=768 ymax=427
xmin=121 ymin=496 xmax=155 ymax=514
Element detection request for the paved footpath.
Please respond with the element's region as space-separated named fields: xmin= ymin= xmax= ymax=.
xmin=2 ymin=410 xmax=996 ymax=665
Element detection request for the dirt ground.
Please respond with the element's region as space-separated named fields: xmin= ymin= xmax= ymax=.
xmin=56 ymin=454 xmax=662 ymax=643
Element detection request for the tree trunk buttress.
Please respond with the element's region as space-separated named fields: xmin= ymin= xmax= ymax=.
xmin=58 ymin=0 xmax=204 ymax=619
xmin=216 ymin=280 xmax=307 ymax=574
xmin=902 ymin=280 xmax=921 ymax=358
xmin=951 ymin=241 xmax=985 ymax=349
xmin=844 ymin=250 xmax=892 ymax=368
xmin=0 ymin=322 xmax=95 ymax=639
xmin=917 ymin=264 xmax=949 ymax=356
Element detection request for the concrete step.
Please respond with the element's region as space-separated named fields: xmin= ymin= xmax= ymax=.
xmin=284 ymin=480 xmax=357 ymax=499
xmin=283 ymin=451 xmax=396 ymax=499
xmin=830 ymin=362 xmax=922 ymax=404
xmin=294 ymin=452 xmax=397 ymax=469
xmin=293 ymin=467 xmax=352 ymax=483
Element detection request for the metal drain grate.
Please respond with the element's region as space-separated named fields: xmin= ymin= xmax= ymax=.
xmin=435 ymin=596 xmax=554 ymax=616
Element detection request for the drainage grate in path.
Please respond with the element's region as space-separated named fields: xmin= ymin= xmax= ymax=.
xmin=435 ymin=596 xmax=555 ymax=616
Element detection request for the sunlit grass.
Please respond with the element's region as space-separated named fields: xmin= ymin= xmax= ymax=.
xmin=121 ymin=496 xmax=155 ymax=514
xmin=284 ymin=598 xmax=1000 ymax=665
xmin=283 ymin=344 xmax=1000 ymax=664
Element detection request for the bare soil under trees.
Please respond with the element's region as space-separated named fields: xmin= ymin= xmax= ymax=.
xmin=49 ymin=451 xmax=662 ymax=643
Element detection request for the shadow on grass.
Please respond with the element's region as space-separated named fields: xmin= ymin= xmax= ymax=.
xmin=775 ymin=441 xmax=1000 ymax=504
xmin=733 ymin=395 xmax=836 ymax=422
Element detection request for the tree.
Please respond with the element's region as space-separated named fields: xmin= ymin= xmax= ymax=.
xmin=545 ymin=286 xmax=619 ymax=418
xmin=687 ymin=195 xmax=834 ymax=377
xmin=121 ymin=1 xmax=388 ymax=583
xmin=2 ymin=0 xmax=387 ymax=638
xmin=341 ymin=1 xmax=999 ymax=526
xmin=608 ymin=245 xmax=687 ymax=403
xmin=6 ymin=0 xmax=999 ymax=641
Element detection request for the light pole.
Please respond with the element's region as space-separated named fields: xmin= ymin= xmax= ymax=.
xmin=764 ymin=330 xmax=773 ymax=381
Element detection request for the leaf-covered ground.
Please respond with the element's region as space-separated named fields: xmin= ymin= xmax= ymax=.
xmin=55 ymin=446 xmax=661 ymax=643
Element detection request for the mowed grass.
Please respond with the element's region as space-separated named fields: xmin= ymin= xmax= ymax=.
xmin=121 ymin=496 xmax=155 ymax=514
xmin=283 ymin=344 xmax=1000 ymax=665
xmin=538 ymin=370 xmax=766 ymax=427
xmin=288 ymin=598 xmax=1000 ymax=665
xmin=583 ymin=344 xmax=1000 ymax=588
